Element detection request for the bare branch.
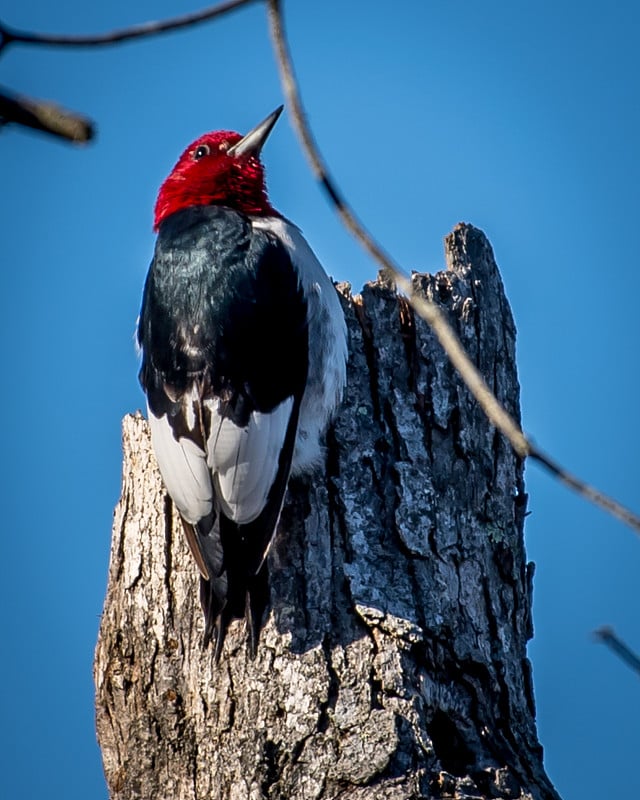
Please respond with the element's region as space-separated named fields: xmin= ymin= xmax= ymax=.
xmin=266 ymin=0 xmax=640 ymax=536
xmin=0 ymin=85 xmax=94 ymax=142
xmin=0 ymin=0 xmax=257 ymax=53
xmin=594 ymin=627 xmax=640 ymax=678
xmin=530 ymin=450 xmax=640 ymax=534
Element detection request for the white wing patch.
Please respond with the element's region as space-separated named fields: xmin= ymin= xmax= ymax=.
xmin=207 ymin=396 xmax=294 ymax=524
xmin=149 ymin=393 xmax=294 ymax=528
xmin=148 ymin=407 xmax=213 ymax=525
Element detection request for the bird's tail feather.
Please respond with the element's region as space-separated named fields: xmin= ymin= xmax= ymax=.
xmin=194 ymin=515 xmax=270 ymax=660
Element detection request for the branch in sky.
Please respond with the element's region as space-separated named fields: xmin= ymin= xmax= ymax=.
xmin=0 ymin=85 xmax=94 ymax=142
xmin=265 ymin=0 xmax=640 ymax=536
xmin=594 ymin=627 xmax=640 ymax=678
xmin=0 ymin=0 xmax=257 ymax=53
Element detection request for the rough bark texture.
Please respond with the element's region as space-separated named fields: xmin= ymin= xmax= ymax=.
xmin=95 ymin=224 xmax=560 ymax=800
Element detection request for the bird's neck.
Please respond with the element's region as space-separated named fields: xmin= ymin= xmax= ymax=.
xmin=154 ymin=168 xmax=278 ymax=230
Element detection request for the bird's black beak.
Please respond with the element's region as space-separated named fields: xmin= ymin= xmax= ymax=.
xmin=227 ymin=105 xmax=284 ymax=158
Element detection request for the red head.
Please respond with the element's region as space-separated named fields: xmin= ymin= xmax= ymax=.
xmin=153 ymin=106 xmax=283 ymax=231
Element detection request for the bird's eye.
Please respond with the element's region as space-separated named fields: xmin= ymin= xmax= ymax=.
xmin=193 ymin=144 xmax=211 ymax=160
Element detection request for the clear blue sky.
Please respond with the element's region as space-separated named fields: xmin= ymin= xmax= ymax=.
xmin=2 ymin=2 xmax=638 ymax=798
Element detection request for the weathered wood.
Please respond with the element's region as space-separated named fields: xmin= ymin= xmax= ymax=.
xmin=95 ymin=223 xmax=559 ymax=800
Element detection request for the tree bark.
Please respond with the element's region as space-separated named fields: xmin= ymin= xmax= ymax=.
xmin=95 ymin=223 xmax=560 ymax=800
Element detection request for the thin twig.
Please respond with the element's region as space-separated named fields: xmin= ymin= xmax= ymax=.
xmin=530 ymin=449 xmax=640 ymax=533
xmin=0 ymin=0 xmax=256 ymax=54
xmin=594 ymin=627 xmax=640 ymax=677
xmin=0 ymin=85 xmax=94 ymax=142
xmin=266 ymin=0 xmax=640 ymax=535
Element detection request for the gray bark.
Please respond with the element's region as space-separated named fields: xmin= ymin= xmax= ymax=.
xmin=95 ymin=223 xmax=559 ymax=800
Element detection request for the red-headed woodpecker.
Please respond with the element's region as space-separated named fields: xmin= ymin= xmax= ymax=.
xmin=138 ymin=107 xmax=347 ymax=658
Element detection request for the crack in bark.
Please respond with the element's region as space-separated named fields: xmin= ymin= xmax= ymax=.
xmin=163 ymin=494 xmax=175 ymax=629
xmin=352 ymin=292 xmax=382 ymax=423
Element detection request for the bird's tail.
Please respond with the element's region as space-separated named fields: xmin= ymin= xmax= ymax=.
xmin=199 ymin=561 xmax=269 ymax=660
xmin=185 ymin=516 xmax=270 ymax=660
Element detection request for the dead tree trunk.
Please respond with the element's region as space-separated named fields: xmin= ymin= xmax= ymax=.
xmin=95 ymin=223 xmax=559 ymax=800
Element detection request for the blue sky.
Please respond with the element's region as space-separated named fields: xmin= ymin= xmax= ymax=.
xmin=1 ymin=2 xmax=639 ymax=798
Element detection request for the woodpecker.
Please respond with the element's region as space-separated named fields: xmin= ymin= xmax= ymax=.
xmin=137 ymin=106 xmax=347 ymax=659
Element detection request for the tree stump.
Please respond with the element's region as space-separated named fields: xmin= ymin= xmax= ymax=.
xmin=94 ymin=223 xmax=560 ymax=800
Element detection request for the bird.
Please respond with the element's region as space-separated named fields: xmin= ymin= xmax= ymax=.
xmin=137 ymin=106 xmax=347 ymax=659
